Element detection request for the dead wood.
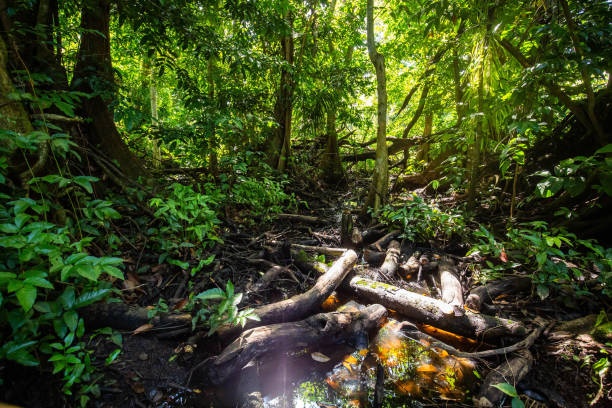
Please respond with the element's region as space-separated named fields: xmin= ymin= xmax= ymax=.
xmin=277 ymin=213 xmax=324 ymax=224
xmin=371 ymin=230 xmax=400 ymax=251
xmin=216 ymin=250 xmax=358 ymax=341
xmin=474 ymin=350 xmax=534 ymax=408
xmin=438 ymin=256 xmax=464 ymax=308
xmin=401 ymin=251 xmax=421 ymax=275
xmin=82 ymin=302 xmax=191 ymax=331
xmin=341 ymin=275 xmax=526 ymax=342
xmin=341 ymin=212 xmax=363 ymax=249
xmin=364 ymin=248 xmax=386 ymax=266
xmin=204 ymin=304 xmax=388 ymax=385
xmin=377 ymin=240 xmax=400 ymax=280
xmin=267 ymin=240 xmax=348 ymax=257
xmin=466 ymin=276 xmax=532 ymax=311
xmin=246 ymin=264 xmax=299 ymax=293
xmin=361 ymin=227 xmax=387 ymax=245
xmin=399 ymin=319 xmax=548 ymax=359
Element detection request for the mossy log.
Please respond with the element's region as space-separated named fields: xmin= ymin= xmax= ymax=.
xmin=204 ymin=304 xmax=388 ymax=385
xmin=216 ymin=250 xmax=358 ymax=341
xmin=341 ymin=275 xmax=526 ymax=342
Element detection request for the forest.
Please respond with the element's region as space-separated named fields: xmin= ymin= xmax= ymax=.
xmin=0 ymin=0 xmax=611 ymax=407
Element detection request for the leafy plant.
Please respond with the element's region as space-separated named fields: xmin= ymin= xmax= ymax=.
xmin=148 ymin=182 xmax=221 ymax=264
xmin=491 ymin=382 xmax=524 ymax=408
xmin=380 ymin=195 xmax=466 ymax=243
xmin=190 ymin=281 xmax=259 ymax=335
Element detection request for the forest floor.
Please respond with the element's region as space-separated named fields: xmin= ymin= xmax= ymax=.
xmin=2 ymin=175 xmax=611 ymax=408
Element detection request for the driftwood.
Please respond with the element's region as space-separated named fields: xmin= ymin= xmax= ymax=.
xmin=216 ymin=250 xmax=358 ymax=340
xmin=474 ymin=350 xmax=534 ymax=408
xmin=277 ymin=213 xmax=324 ymax=224
xmin=377 ymin=240 xmax=400 ymax=279
xmin=371 ymin=230 xmax=400 ymax=251
xmin=246 ymin=263 xmax=299 ymax=293
xmin=204 ymin=304 xmax=388 ymax=385
xmin=82 ymin=302 xmax=191 ymax=331
xmin=466 ymin=276 xmax=532 ymax=311
xmin=342 ymin=275 xmax=526 ymax=342
xmin=438 ymin=256 xmax=464 ymax=308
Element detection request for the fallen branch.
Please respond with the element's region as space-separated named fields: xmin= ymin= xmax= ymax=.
xmin=438 ymin=256 xmax=464 ymax=308
xmin=216 ymin=250 xmax=358 ymax=341
xmin=267 ymin=240 xmax=348 ymax=257
xmin=341 ymin=275 xmax=526 ymax=342
xmin=474 ymin=350 xmax=534 ymax=408
xmin=202 ymin=304 xmax=388 ymax=385
xmin=82 ymin=302 xmax=191 ymax=332
xmin=466 ymin=276 xmax=532 ymax=311
xmin=399 ymin=319 xmax=548 ymax=359
xmin=377 ymin=240 xmax=400 ymax=280
xmin=371 ymin=230 xmax=400 ymax=252
xmin=277 ymin=213 xmax=325 ymax=224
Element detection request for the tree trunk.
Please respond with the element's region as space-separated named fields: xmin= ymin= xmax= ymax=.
xmin=143 ymin=54 xmax=161 ymax=168
xmin=0 ymin=36 xmax=33 ymax=137
xmin=265 ymin=14 xmax=294 ymax=171
xmin=467 ymin=42 xmax=486 ymax=208
xmin=415 ymin=113 xmax=433 ymax=162
xmin=72 ymin=0 xmax=145 ymax=180
xmin=320 ymin=108 xmax=345 ymax=183
xmin=207 ymin=56 xmax=218 ymax=176
xmin=363 ymin=0 xmax=388 ymax=214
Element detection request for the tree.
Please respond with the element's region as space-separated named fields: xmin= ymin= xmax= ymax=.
xmin=363 ymin=0 xmax=388 ymax=214
xmin=72 ymin=0 xmax=146 ymax=180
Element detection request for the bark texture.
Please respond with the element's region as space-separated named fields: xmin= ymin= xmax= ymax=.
xmin=342 ymin=275 xmax=526 ymax=342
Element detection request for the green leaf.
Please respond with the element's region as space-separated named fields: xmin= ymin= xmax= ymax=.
xmin=72 ymin=176 xmax=98 ymax=194
xmin=512 ymin=397 xmax=525 ymax=408
xmin=23 ymin=277 xmax=54 ymax=289
xmin=537 ymin=284 xmax=550 ymax=300
xmin=105 ymin=349 xmax=121 ymax=365
xmin=16 ymin=285 xmax=37 ymax=311
xmin=73 ymin=289 xmax=110 ymax=308
xmin=491 ymin=383 xmax=519 ymax=398
xmin=64 ymin=310 xmax=78 ymax=332
xmin=75 ymin=264 xmax=101 ymax=281
xmin=594 ymin=144 xmax=612 ymax=155
xmin=195 ymin=288 xmax=224 ymax=301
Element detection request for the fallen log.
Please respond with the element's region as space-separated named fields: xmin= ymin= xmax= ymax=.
xmin=341 ymin=275 xmax=526 ymax=342
xmin=204 ymin=304 xmax=388 ymax=385
xmin=377 ymin=240 xmax=400 ymax=280
xmin=246 ymin=264 xmax=299 ymax=293
xmin=438 ymin=256 xmax=464 ymax=308
xmin=361 ymin=226 xmax=387 ymax=245
xmin=474 ymin=350 xmax=534 ymax=408
xmin=82 ymin=302 xmax=191 ymax=331
xmin=277 ymin=213 xmax=324 ymax=224
xmin=364 ymin=248 xmax=386 ymax=266
xmin=216 ymin=250 xmax=358 ymax=341
xmin=371 ymin=230 xmax=400 ymax=251
xmin=267 ymin=240 xmax=348 ymax=257
xmin=466 ymin=276 xmax=532 ymax=311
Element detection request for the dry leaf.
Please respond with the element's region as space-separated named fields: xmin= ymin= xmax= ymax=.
xmin=311 ymin=352 xmax=330 ymax=362
xmin=174 ymin=298 xmax=188 ymax=311
xmin=133 ymin=323 xmax=153 ymax=335
xmin=499 ymin=250 xmax=508 ymax=263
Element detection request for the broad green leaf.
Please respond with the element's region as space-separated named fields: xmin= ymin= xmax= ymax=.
xmin=64 ymin=310 xmax=78 ymax=332
xmin=16 ymin=285 xmax=37 ymax=311
xmin=73 ymin=289 xmax=110 ymax=308
xmin=195 ymin=288 xmax=224 ymax=301
xmin=491 ymin=382 xmax=519 ymax=398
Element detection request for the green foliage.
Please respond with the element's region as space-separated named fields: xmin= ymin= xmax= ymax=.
xmin=380 ymin=195 xmax=466 ymax=242
xmin=190 ymin=281 xmax=259 ymax=336
xmin=491 ymin=383 xmax=525 ymax=408
xmin=468 ymin=223 xmax=612 ymax=298
xmin=148 ymin=182 xmax=221 ymax=264
xmin=534 ymin=144 xmax=612 ymax=199
xmin=0 ymin=142 xmax=124 ymax=400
